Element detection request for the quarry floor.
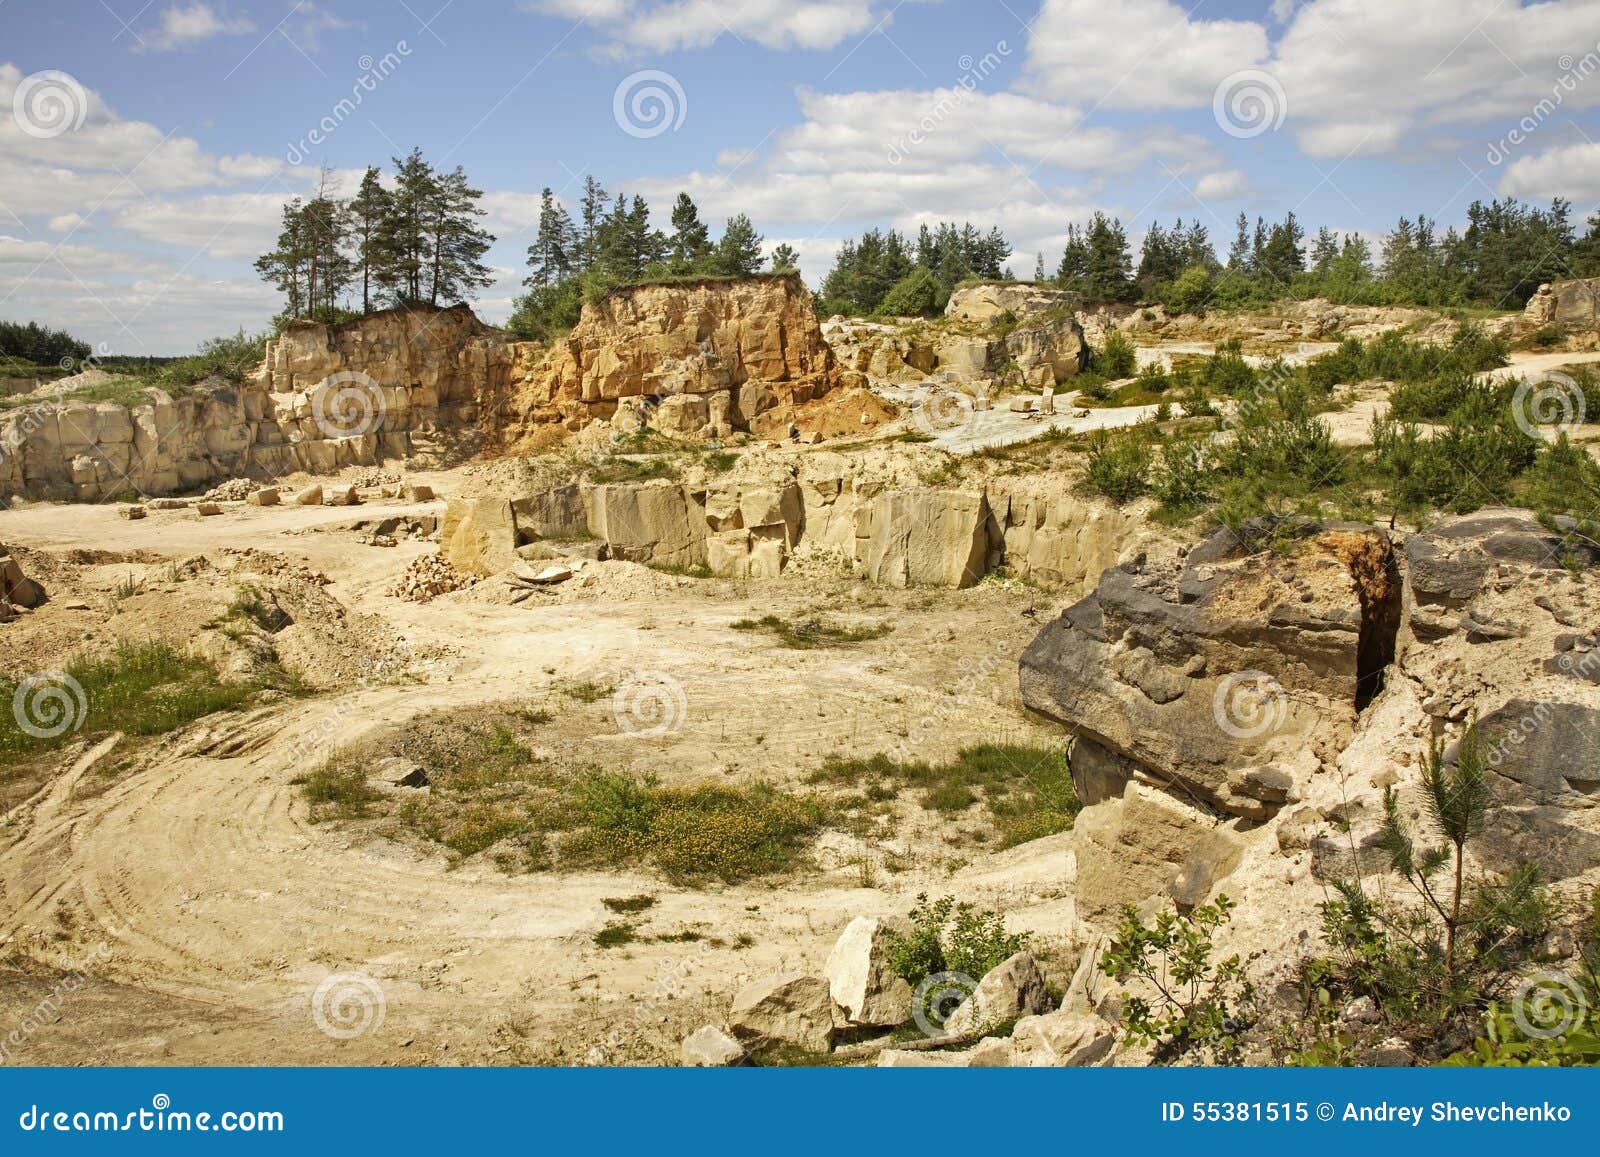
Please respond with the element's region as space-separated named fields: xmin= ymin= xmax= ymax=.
xmin=0 ymin=471 xmax=1081 ymax=1066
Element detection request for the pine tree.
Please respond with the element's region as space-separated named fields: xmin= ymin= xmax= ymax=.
xmin=379 ymin=148 xmax=439 ymax=304
xmin=576 ymin=175 xmax=609 ymax=274
xmin=525 ymin=187 xmax=577 ymax=289
xmin=770 ymin=243 xmax=800 ymax=273
xmin=668 ymin=192 xmax=711 ymax=272
xmin=713 ymin=213 xmax=764 ymax=277
xmin=347 ymin=166 xmax=391 ymax=313
xmin=424 ymin=164 xmax=495 ymax=305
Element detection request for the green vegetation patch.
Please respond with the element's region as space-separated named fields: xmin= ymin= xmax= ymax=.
xmin=0 ymin=640 xmax=290 ymax=771
xmin=730 ymin=614 xmax=891 ymax=649
xmin=812 ymin=743 xmax=1079 ymax=848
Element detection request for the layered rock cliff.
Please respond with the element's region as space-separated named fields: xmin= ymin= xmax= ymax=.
xmin=484 ymin=273 xmax=843 ymax=449
xmin=1 ymin=277 xmax=846 ymax=502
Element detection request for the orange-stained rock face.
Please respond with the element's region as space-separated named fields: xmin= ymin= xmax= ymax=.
xmin=488 ymin=273 xmax=843 ymax=449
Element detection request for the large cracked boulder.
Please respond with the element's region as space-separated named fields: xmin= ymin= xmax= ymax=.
xmin=728 ymin=974 xmax=838 ymax=1054
xmin=857 ymin=489 xmax=991 ymax=589
xmin=944 ymin=951 xmax=1053 ymax=1036
xmin=823 ymin=916 xmax=913 ymax=1027
xmin=1466 ymin=700 xmax=1600 ymax=880
xmin=1020 ymin=523 xmax=1401 ymax=819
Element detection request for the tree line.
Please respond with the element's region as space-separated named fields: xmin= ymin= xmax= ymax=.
xmin=508 ymin=178 xmax=791 ymax=341
xmin=1048 ymin=198 xmax=1600 ymax=315
xmin=815 ymin=223 xmax=1013 ymax=318
xmin=254 ymin=148 xmax=496 ymax=323
xmin=0 ymin=320 xmax=91 ymax=369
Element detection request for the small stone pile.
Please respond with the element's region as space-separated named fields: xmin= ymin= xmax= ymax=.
xmin=0 ymin=542 xmax=46 ymax=623
xmin=201 ymin=478 xmax=262 ymax=502
xmin=679 ymin=913 xmax=1114 ymax=1068
xmin=388 ymin=552 xmax=473 ymax=602
xmin=352 ymin=469 xmax=402 ymax=488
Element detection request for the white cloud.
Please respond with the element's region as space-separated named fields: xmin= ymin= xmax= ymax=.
xmin=1023 ymin=0 xmax=1600 ymax=163
xmin=1499 ymin=140 xmax=1600 ymax=202
xmin=1194 ymin=170 xmax=1250 ymax=200
xmin=133 ymin=3 xmax=255 ymax=52
xmin=528 ymin=0 xmax=919 ymax=53
xmin=1024 ymin=0 xmax=1269 ymax=109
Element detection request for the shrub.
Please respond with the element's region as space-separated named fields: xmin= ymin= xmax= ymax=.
xmin=1100 ymin=895 xmax=1252 ymax=1063
xmin=1306 ymin=717 xmax=1554 ymax=1056
xmin=1200 ymin=340 xmax=1257 ymax=397
xmin=883 ymin=893 xmax=1031 ymax=987
xmin=1151 ymin=438 xmax=1216 ymax=513
xmin=1094 ymin=331 xmax=1137 ymax=378
xmin=1084 ymin=429 xmax=1151 ymax=502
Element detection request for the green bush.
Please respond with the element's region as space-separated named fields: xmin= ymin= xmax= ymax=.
xmin=813 ymin=743 xmax=1080 ymax=847
xmin=883 ymin=893 xmax=1031 ymax=987
xmin=1085 ymin=429 xmax=1151 ymax=502
xmin=1152 ymin=438 xmax=1216 ymax=513
xmin=1 ymin=640 xmax=277 ymax=769
xmin=1094 ymin=331 xmax=1137 ymax=378
xmin=1100 ymin=895 xmax=1252 ymax=1064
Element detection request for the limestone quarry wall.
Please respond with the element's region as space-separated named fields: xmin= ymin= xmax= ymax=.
xmin=0 ymin=277 xmax=844 ymax=502
xmin=442 ymin=470 xmax=1142 ymax=590
xmin=484 ymin=273 xmax=842 ymax=450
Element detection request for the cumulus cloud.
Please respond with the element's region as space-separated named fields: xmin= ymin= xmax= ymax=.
xmin=1023 ymin=0 xmax=1600 ymax=161
xmin=1024 ymin=0 xmax=1269 ymax=109
xmin=1499 ymin=140 xmax=1600 ymax=202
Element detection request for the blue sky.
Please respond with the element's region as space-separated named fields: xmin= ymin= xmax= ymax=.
xmin=3 ymin=0 xmax=1599 ymax=352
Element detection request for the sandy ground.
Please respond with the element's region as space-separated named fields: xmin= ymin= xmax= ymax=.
xmin=0 ymin=477 xmax=1082 ymax=1066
